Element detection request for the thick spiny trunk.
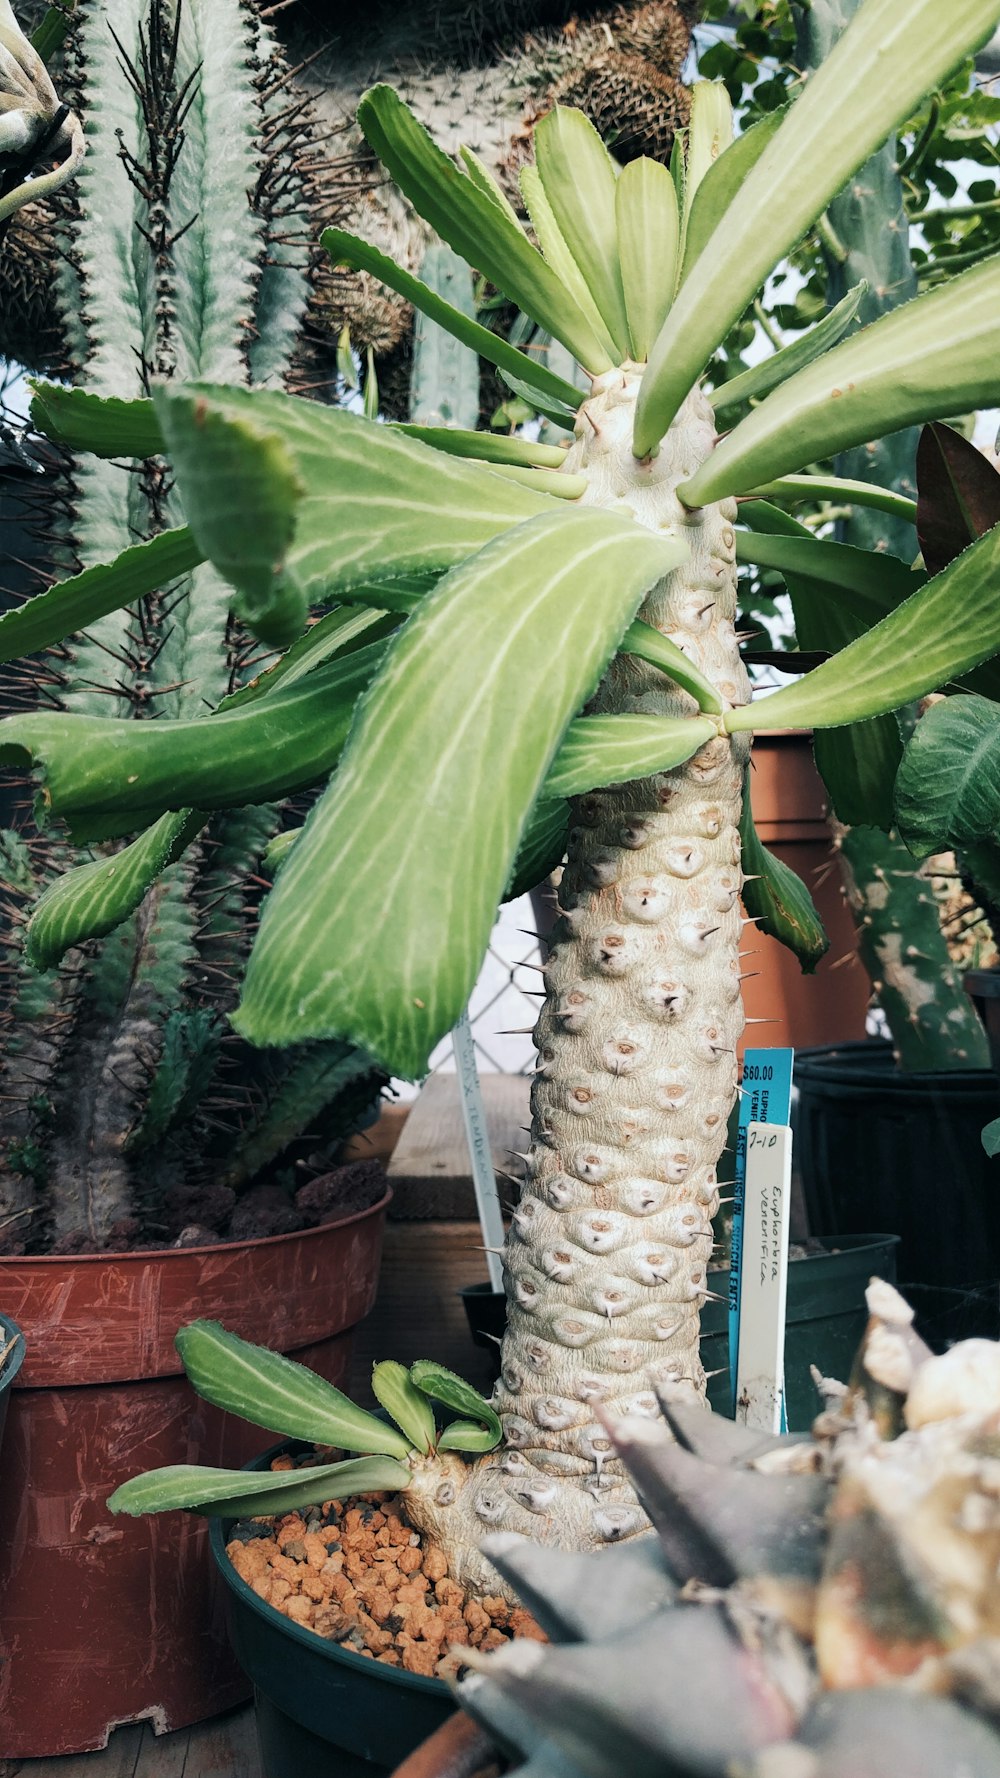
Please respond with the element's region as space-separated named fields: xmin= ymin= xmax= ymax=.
xmin=407 ymin=372 xmax=751 ymax=1592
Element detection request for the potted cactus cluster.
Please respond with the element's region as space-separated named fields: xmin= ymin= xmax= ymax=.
xmin=4 ymin=0 xmax=1000 ymax=1767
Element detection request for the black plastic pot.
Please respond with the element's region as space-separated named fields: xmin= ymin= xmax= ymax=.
xmin=210 ymin=1443 xmax=452 ymax=1778
xmin=0 ymin=1314 xmax=24 ymax=1452
xmin=462 ymin=1231 xmax=900 ymax=1433
xmin=795 ymin=1040 xmax=1000 ymax=1318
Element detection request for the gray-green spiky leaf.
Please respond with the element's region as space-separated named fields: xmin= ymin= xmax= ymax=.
xmin=371 ymin=1360 xmax=435 ymax=1454
xmin=234 ymin=510 xmax=685 ymax=1075
xmin=107 ymin=1455 xmax=411 ymax=1520
xmin=176 ymin=1320 xmax=412 ymax=1458
xmin=633 ymin=0 xmax=1000 ymax=455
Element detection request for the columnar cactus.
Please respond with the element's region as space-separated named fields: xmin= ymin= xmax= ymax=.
xmin=0 ymin=0 xmax=381 ymax=1253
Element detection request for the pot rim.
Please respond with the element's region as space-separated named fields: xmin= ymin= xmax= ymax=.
xmin=0 ymin=1186 xmax=392 ymax=1269
xmin=209 ymin=1438 xmax=451 ymax=1700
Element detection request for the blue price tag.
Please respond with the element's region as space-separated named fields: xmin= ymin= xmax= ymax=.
xmin=728 ymin=1048 xmax=794 ymax=1406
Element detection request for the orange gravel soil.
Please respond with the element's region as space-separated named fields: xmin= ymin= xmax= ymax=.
xmin=226 ymin=1470 xmax=545 ymax=1680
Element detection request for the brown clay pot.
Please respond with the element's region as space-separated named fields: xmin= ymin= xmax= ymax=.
xmin=390 ymin=1712 xmax=501 ymax=1778
xmin=0 ymin=1191 xmax=388 ymax=1757
xmin=740 ymin=731 xmax=869 ymax=1055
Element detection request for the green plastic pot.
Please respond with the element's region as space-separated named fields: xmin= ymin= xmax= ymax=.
xmin=462 ymin=1231 xmax=901 ymax=1433
xmin=210 ymin=1443 xmax=452 ymax=1778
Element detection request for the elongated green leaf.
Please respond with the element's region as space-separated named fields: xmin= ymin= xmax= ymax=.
xmin=322 ymin=228 xmax=584 ymax=412
xmin=679 ymin=106 xmax=785 ymax=287
xmin=234 ymin=510 xmax=686 ymax=1074
xmin=545 ymin=712 xmax=715 ymax=799
xmin=479 ymin=463 xmax=587 ymax=499
xmin=633 ymin=0 xmax=1000 ymax=455
xmin=27 ymin=809 xmax=206 ymax=972
xmin=519 ymin=164 xmax=620 ymax=365
xmin=155 ymin=383 xmax=554 ymax=615
xmin=0 ymin=644 xmax=384 ymax=840
xmin=505 ymin=798 xmax=569 ymax=900
xmin=371 ymin=1361 xmax=437 ymax=1454
xmin=683 ymin=254 xmax=1000 ymax=503
xmin=739 ymin=785 xmax=828 ymax=971
xmin=735 ymin=528 xmax=922 ymax=608
xmin=458 ymin=145 xmax=523 ymax=227
xmin=176 ymin=1320 xmax=412 ymax=1458
xmin=409 ymin=1360 xmax=502 ymax=1448
xmin=682 ymin=81 xmax=734 ymax=211
xmin=497 ymin=368 xmax=580 ymax=432
xmin=745 ymin=472 xmax=916 ymax=526
xmin=30 ymin=382 xmax=164 ymax=457
xmin=108 ymin=1455 xmax=411 ymax=1520
xmin=621 ymin=619 xmax=723 ymax=713
xmin=615 ymin=158 xmax=679 ymax=363
xmin=709 ymin=283 xmax=867 ymax=415
xmin=0 ymin=526 xmax=202 ymax=664
xmin=533 ymin=106 xmax=630 ymax=358
xmin=894 ymin=694 xmax=1000 ymax=858
xmin=391 ymin=426 xmax=568 ymax=470
xmin=725 ymin=523 xmax=1000 ymax=736
xmin=357 ymin=86 xmax=614 ymax=373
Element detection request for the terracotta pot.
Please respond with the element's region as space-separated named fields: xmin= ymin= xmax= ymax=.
xmin=0 ymin=1192 xmax=388 ymax=1757
xmin=741 ymin=731 xmax=869 ymax=1054
xmin=390 ymin=1712 xmax=500 ymax=1778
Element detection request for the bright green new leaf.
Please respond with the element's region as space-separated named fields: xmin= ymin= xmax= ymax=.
xmin=745 ymin=472 xmax=916 ymax=526
xmin=634 ymin=0 xmax=1000 ymax=455
xmin=371 ymin=1361 xmax=436 ymax=1454
xmin=739 ymin=785 xmax=828 ymax=972
xmin=234 ymin=509 xmax=686 ymax=1075
xmin=356 ymin=85 xmax=614 ymax=373
xmin=679 ymin=105 xmax=785 ymax=287
xmin=391 ymin=426 xmax=568 ymax=470
xmin=533 ymin=106 xmax=631 ymax=358
xmin=0 ymin=526 xmax=202 ymax=665
xmin=709 ymin=282 xmax=867 ymax=415
xmin=545 ymin=712 xmax=716 ymax=799
xmin=108 ymin=1455 xmax=412 ymax=1520
xmin=154 ymin=383 xmax=554 ymax=613
xmin=409 ymin=1360 xmax=502 ymax=1450
xmin=684 ymin=253 xmax=1000 ymax=503
xmin=894 ymin=694 xmax=1000 ymax=858
xmin=615 ymin=157 xmax=679 ymax=362
xmin=322 ymin=227 xmax=584 ymax=412
xmin=620 ymin=619 xmax=723 ymax=713
xmin=30 ymin=382 xmax=165 ymax=457
xmin=176 ymin=1320 xmax=412 ymax=1458
xmin=519 ymin=164 xmax=620 ymax=365
xmin=437 ymin=1419 xmax=501 ymax=1454
xmin=725 ymin=524 xmax=1000 ymax=737
xmin=263 ymin=827 xmax=299 ymax=876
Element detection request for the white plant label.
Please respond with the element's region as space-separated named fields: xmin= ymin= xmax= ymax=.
xmin=735 ymin=1121 xmax=793 ymax=1433
xmin=453 ymin=1009 xmax=506 ymax=1293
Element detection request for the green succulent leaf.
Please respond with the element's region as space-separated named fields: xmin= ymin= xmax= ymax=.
xmin=409 ymin=1360 xmax=502 ymax=1450
xmin=620 ymin=620 xmax=724 ymax=714
xmin=545 ymin=713 xmax=716 ymax=799
xmin=356 ymin=85 xmax=614 ymax=373
xmin=734 ymin=527 xmax=923 ymax=609
xmin=739 ymin=785 xmax=828 ymax=972
xmin=371 ymin=1361 xmax=436 ymax=1454
xmin=391 ymin=426 xmax=569 ymax=470
xmin=263 ymin=828 xmax=300 ymax=877
xmin=634 ymin=0 xmax=1000 ymax=455
xmin=894 ymin=694 xmax=1000 ymax=859
xmin=234 ymin=509 xmax=685 ymax=1075
xmin=683 ymin=253 xmax=1000 ymax=503
xmin=726 ymin=523 xmax=1000 ymax=738
xmin=678 ymin=105 xmax=786 ymax=287
xmin=710 ymin=282 xmax=867 ymax=416
xmin=176 ymin=1320 xmax=412 ymax=1458
xmin=745 ymin=472 xmax=916 ymax=526
xmin=154 ymin=383 xmax=554 ymax=614
xmin=30 ymin=382 xmax=165 ymax=457
xmin=505 ymin=798 xmax=570 ymax=901
xmin=615 ymin=156 xmax=679 ymax=362
xmin=437 ymin=1419 xmax=502 ymax=1454
xmin=533 ymin=106 xmax=631 ymax=359
xmin=519 ymin=163 xmax=620 ymax=365
xmin=108 ymin=1455 xmax=412 ymax=1520
xmin=0 ymin=526 xmax=202 ymax=665
xmin=321 ymin=228 xmax=585 ymax=412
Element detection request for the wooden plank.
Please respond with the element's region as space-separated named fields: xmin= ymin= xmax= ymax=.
xmin=6 ymin=1706 xmax=260 ymax=1778
xmin=386 ymin=1073 xmax=532 ymax=1219
xmin=339 ymin=1101 xmax=410 ymax=1169
xmin=349 ymin=1221 xmax=500 ymax=1406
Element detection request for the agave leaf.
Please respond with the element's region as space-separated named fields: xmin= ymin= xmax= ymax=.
xmin=233 ymin=509 xmax=685 ymax=1074
xmin=356 ymin=85 xmax=614 ymax=373
xmin=658 ymin=1400 xmax=808 ymax=1467
xmin=0 ymin=526 xmax=202 ymax=664
xmin=620 ymin=619 xmax=724 ymax=713
xmin=175 ymin=1320 xmax=413 ymax=1457
xmin=482 ymin=1533 xmax=675 ymax=1644
xmin=108 ymin=1454 xmax=411 ymax=1519
xmin=797 ymin=1680 xmax=1000 ymax=1775
xmin=614 ymin=157 xmax=679 ymax=362
xmin=683 ymin=253 xmax=1000 ymax=502
xmin=678 ymin=105 xmax=785 ymax=287
xmin=544 ymin=713 xmax=715 ymax=800
xmin=322 ymin=227 xmax=584 ymax=413
xmin=410 ymin=1360 xmax=502 ymax=1448
xmin=634 ymin=0 xmax=1000 ymax=455
xmin=519 ymin=163 xmax=620 ymax=364
xmin=894 ymin=693 xmax=1000 ymax=859
xmin=533 ymin=106 xmax=631 ymax=358
xmin=371 ymin=1361 xmax=437 ymax=1454
xmin=739 ymin=786 xmax=828 ymax=972
xmin=916 ymin=420 xmax=1000 ymax=575
xmin=725 ymin=522 xmax=1000 ymax=739
xmin=710 ymin=281 xmax=867 ymax=415
xmin=30 ymin=381 xmax=165 ymax=456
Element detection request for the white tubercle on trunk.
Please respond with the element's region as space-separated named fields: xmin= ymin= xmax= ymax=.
xmin=406 ymin=369 xmax=751 ymax=1591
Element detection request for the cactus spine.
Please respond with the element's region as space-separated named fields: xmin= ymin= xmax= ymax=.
xmin=0 ymin=0 xmax=382 ymax=1253
xmin=798 ymin=0 xmax=989 ymax=1071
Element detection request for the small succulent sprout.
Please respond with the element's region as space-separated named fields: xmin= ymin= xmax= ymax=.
xmin=371 ymin=1359 xmax=437 ymax=1454
xmin=0 ymin=2 xmax=85 ymax=228
xmin=409 ymin=1359 xmax=503 ymax=1454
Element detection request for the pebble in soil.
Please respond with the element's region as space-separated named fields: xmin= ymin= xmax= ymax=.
xmin=226 ymin=1478 xmax=545 ymax=1678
